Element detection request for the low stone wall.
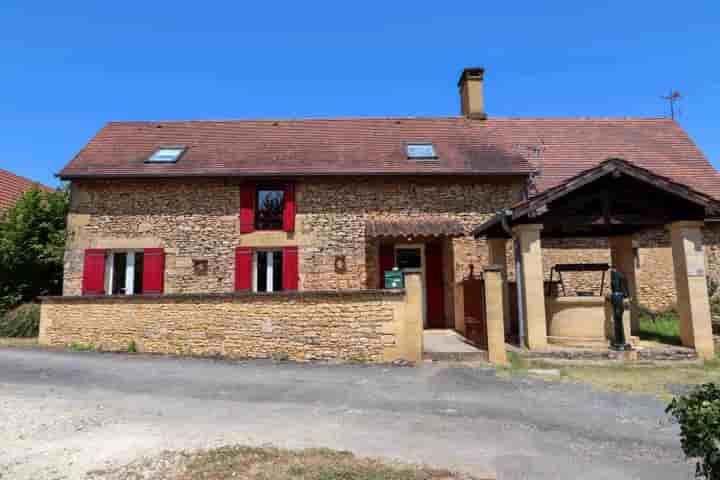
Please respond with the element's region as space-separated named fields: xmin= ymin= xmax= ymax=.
xmin=39 ymin=276 xmax=423 ymax=363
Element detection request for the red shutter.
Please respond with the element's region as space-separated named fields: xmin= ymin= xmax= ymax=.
xmin=282 ymin=183 xmax=296 ymax=233
xmin=378 ymin=244 xmax=395 ymax=289
xmin=239 ymin=184 xmax=256 ymax=234
xmin=143 ymin=248 xmax=165 ymax=294
xmin=235 ymin=247 xmax=253 ymax=291
xmin=82 ymin=249 xmax=106 ymax=295
xmin=282 ymin=246 xmax=299 ymax=290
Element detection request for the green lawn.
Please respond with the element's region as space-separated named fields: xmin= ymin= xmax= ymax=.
xmin=638 ymin=308 xmax=682 ymax=345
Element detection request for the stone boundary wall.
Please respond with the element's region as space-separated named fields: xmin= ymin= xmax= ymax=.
xmin=39 ymin=283 xmax=422 ymax=363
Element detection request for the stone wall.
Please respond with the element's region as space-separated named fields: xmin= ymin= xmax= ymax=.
xmin=63 ymin=177 xmax=524 ymax=297
xmin=39 ymin=287 xmax=420 ymax=363
xmin=539 ymin=223 xmax=720 ymax=312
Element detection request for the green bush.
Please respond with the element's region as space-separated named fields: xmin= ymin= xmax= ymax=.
xmin=0 ymin=303 xmax=40 ymax=337
xmin=667 ymin=383 xmax=720 ymax=479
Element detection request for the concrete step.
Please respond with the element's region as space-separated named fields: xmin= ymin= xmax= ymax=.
xmin=423 ymin=350 xmax=489 ymax=362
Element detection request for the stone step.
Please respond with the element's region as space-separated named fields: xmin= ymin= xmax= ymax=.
xmin=423 ymin=350 xmax=489 ymax=362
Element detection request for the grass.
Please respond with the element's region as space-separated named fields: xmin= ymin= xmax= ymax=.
xmin=0 ymin=336 xmax=38 ymax=348
xmin=637 ymin=306 xmax=682 ymax=345
xmin=68 ymin=341 xmax=97 ymax=352
xmin=90 ymin=446 xmax=482 ymax=480
xmin=502 ymin=355 xmax=720 ymax=400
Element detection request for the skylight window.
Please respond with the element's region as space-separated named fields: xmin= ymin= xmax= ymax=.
xmin=406 ymin=143 xmax=437 ymax=160
xmin=146 ymin=147 xmax=185 ymax=163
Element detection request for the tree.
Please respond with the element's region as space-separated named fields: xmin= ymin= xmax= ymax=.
xmin=0 ymin=186 xmax=68 ymax=313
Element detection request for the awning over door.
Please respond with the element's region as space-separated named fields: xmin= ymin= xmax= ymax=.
xmin=366 ymin=218 xmax=465 ymax=238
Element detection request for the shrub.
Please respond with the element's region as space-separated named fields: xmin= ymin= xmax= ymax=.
xmin=127 ymin=339 xmax=137 ymax=353
xmin=0 ymin=303 xmax=40 ymax=337
xmin=667 ymin=383 xmax=720 ymax=479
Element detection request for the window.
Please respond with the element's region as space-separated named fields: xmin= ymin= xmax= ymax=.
xmin=406 ymin=143 xmax=437 ymax=160
xmin=146 ymin=147 xmax=185 ymax=163
xmin=82 ymin=248 xmax=164 ymax=295
xmin=396 ymin=248 xmax=422 ymax=270
xmin=253 ymin=250 xmax=283 ymax=292
xmin=105 ymin=251 xmax=145 ymax=295
xmin=255 ymin=188 xmax=285 ymax=230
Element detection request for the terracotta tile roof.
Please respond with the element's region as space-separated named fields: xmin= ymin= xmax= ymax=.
xmin=0 ymin=169 xmax=54 ymax=211
xmin=58 ymin=117 xmax=535 ymax=179
xmin=366 ymin=218 xmax=465 ymax=238
xmin=58 ymin=116 xmax=720 ymax=199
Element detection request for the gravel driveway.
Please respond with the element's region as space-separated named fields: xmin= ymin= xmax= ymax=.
xmin=0 ymin=348 xmax=692 ymax=479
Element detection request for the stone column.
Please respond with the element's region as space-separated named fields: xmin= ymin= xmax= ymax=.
xmin=487 ymin=238 xmax=511 ymax=334
xmin=609 ymin=236 xmax=639 ymax=335
xmin=669 ymin=221 xmax=715 ymax=359
xmin=513 ymin=224 xmax=548 ymax=350
xmin=484 ymin=265 xmax=508 ymax=364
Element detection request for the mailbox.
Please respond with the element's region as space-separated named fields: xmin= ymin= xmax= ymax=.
xmin=384 ymin=270 xmax=404 ymax=289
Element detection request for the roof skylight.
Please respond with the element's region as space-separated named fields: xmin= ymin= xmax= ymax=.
xmin=146 ymin=147 xmax=185 ymax=163
xmin=406 ymin=143 xmax=437 ymax=160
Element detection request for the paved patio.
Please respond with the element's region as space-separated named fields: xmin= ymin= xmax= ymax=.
xmin=423 ymin=329 xmax=487 ymax=361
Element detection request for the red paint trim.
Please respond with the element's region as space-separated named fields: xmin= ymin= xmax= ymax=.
xmin=235 ymin=247 xmax=253 ymax=291
xmin=82 ymin=249 xmax=106 ymax=295
xmin=239 ymin=184 xmax=256 ymax=233
xmin=282 ymin=246 xmax=299 ymax=290
xmin=143 ymin=248 xmax=165 ymax=294
xmin=282 ymin=182 xmax=295 ymax=232
xmin=378 ymin=244 xmax=395 ymax=289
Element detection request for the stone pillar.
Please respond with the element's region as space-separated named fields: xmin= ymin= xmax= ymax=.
xmin=487 ymin=238 xmax=511 ymax=333
xmin=513 ymin=224 xmax=548 ymax=350
xmin=609 ymin=235 xmax=639 ymax=335
xmin=669 ymin=221 xmax=715 ymax=359
xmin=402 ymin=272 xmax=424 ymax=361
xmin=484 ymin=265 xmax=508 ymax=364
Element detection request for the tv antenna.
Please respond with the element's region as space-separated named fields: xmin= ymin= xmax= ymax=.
xmin=661 ymin=90 xmax=682 ymax=120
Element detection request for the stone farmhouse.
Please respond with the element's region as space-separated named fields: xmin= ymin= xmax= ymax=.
xmin=39 ymin=68 xmax=720 ymax=362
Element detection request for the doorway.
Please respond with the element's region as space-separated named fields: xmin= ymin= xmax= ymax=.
xmin=393 ymin=242 xmax=446 ymax=329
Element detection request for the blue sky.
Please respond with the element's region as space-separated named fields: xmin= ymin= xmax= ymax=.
xmin=2 ymin=1 xmax=719 ymax=187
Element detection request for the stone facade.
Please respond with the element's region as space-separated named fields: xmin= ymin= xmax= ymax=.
xmin=40 ymin=289 xmax=416 ymax=362
xmin=63 ymin=177 xmax=524 ymax=309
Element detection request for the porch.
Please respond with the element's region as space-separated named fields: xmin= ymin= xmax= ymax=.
xmin=472 ymin=158 xmax=720 ymax=361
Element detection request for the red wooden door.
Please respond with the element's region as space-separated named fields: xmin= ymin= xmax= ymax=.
xmin=425 ymin=243 xmax=446 ymax=328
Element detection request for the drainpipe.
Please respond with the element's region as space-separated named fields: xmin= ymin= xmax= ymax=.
xmin=500 ymin=211 xmax=525 ymax=348
xmin=514 ymin=237 xmax=526 ymax=349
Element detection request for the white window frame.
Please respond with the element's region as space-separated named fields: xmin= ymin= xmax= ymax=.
xmin=252 ymin=249 xmax=282 ymax=293
xmin=105 ymin=250 xmax=143 ymax=295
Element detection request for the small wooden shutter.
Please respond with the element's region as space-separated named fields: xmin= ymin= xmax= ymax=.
xmin=239 ymin=184 xmax=256 ymax=234
xmin=378 ymin=244 xmax=395 ymax=289
xmin=282 ymin=183 xmax=296 ymax=233
xmin=282 ymin=246 xmax=299 ymax=290
xmin=143 ymin=248 xmax=165 ymax=294
xmin=82 ymin=249 xmax=106 ymax=295
xmin=235 ymin=247 xmax=253 ymax=291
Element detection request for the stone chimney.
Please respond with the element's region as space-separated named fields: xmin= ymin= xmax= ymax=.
xmin=458 ymin=67 xmax=486 ymax=119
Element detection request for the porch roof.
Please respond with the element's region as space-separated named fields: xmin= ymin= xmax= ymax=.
xmin=473 ymin=158 xmax=720 ymax=239
xmin=366 ymin=218 xmax=465 ymax=238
